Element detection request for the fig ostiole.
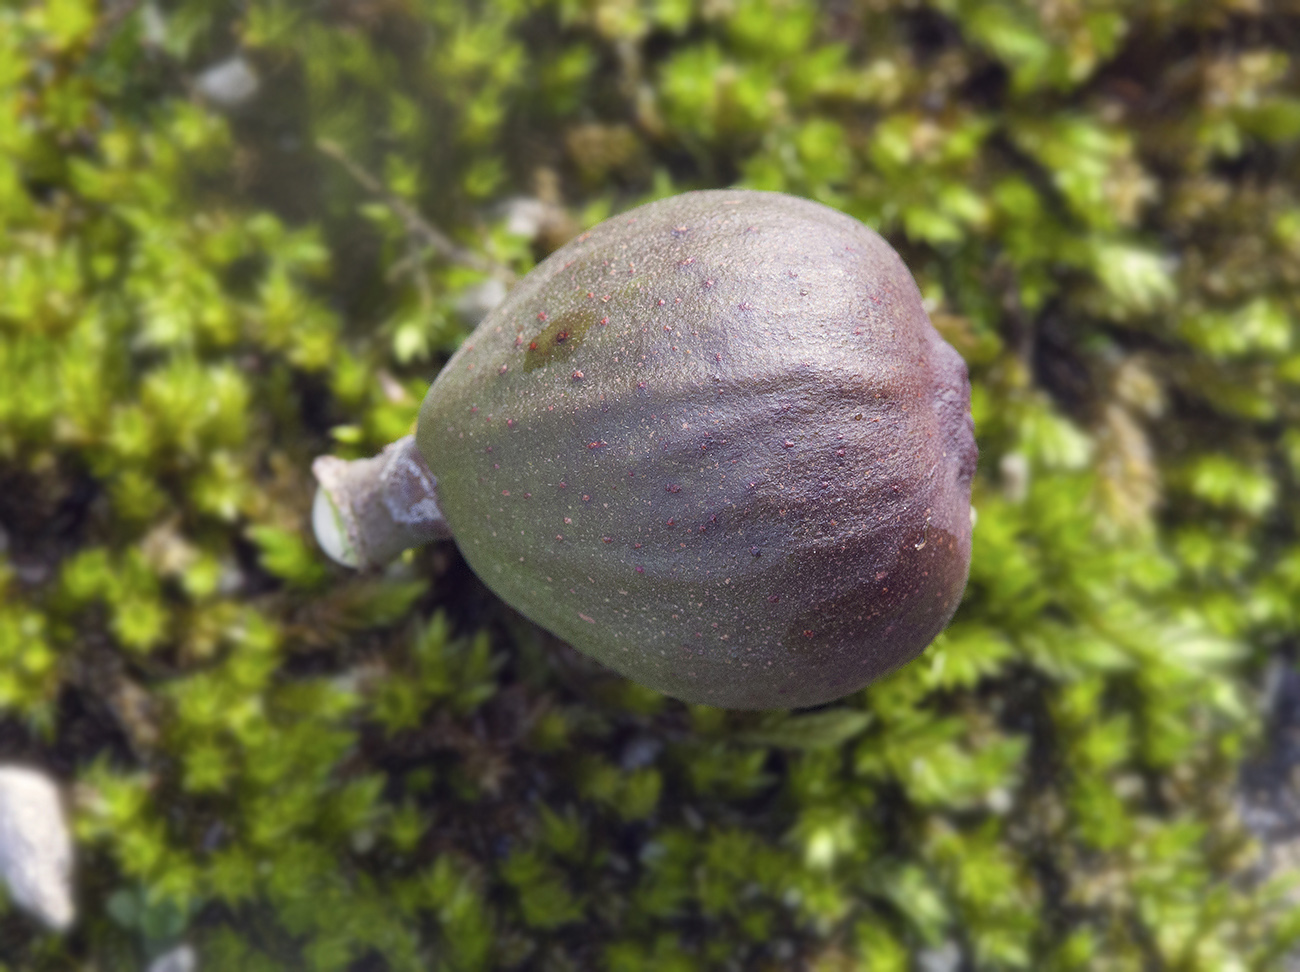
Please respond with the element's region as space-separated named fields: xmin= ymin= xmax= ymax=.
xmin=313 ymin=189 xmax=976 ymax=710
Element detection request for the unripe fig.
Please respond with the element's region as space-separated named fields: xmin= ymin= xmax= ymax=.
xmin=412 ymin=190 xmax=976 ymax=709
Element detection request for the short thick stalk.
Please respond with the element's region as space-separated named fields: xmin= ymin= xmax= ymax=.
xmin=312 ymin=435 xmax=451 ymax=569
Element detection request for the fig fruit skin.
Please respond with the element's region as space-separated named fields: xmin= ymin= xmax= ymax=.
xmin=417 ymin=189 xmax=976 ymax=710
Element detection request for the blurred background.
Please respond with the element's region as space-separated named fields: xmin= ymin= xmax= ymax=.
xmin=1 ymin=0 xmax=1299 ymax=969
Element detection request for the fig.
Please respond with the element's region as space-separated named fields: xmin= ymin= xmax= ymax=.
xmin=316 ymin=189 xmax=976 ymax=709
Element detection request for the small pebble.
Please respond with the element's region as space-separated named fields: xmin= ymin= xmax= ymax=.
xmin=193 ymin=56 xmax=260 ymax=110
xmin=620 ymin=735 xmax=663 ymax=770
xmin=498 ymin=197 xmax=550 ymax=240
xmin=147 ymin=944 xmax=197 ymax=972
xmin=453 ymin=278 xmax=508 ymax=326
xmin=0 ymin=766 xmax=74 ymax=931
xmin=917 ymin=941 xmax=961 ymax=972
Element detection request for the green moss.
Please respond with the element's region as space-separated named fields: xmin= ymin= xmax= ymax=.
xmin=1 ymin=0 xmax=1299 ymax=968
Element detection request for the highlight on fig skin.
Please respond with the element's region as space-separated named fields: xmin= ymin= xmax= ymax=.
xmin=313 ymin=189 xmax=977 ymax=710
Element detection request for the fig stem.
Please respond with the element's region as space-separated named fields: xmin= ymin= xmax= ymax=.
xmin=311 ymin=435 xmax=452 ymax=569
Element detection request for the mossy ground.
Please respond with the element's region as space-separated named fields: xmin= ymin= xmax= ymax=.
xmin=1 ymin=1 xmax=1299 ymax=969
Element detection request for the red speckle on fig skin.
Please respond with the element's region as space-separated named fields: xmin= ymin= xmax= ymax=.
xmin=417 ymin=190 xmax=976 ymax=710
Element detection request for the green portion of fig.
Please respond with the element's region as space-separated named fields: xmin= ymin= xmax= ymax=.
xmin=417 ymin=190 xmax=976 ymax=709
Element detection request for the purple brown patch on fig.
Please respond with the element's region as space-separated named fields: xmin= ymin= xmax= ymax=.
xmin=417 ymin=190 xmax=976 ymax=709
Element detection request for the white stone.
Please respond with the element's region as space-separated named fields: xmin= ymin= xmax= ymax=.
xmin=140 ymin=3 xmax=168 ymax=46
xmin=498 ymin=197 xmax=550 ymax=239
xmin=917 ymin=941 xmax=961 ymax=972
xmin=0 ymin=767 xmax=74 ymax=931
xmin=194 ymin=56 xmax=260 ymax=110
xmin=999 ymin=451 xmax=1030 ymax=503
xmin=147 ymin=944 xmax=198 ymax=972
xmin=453 ymin=278 xmax=508 ymax=326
